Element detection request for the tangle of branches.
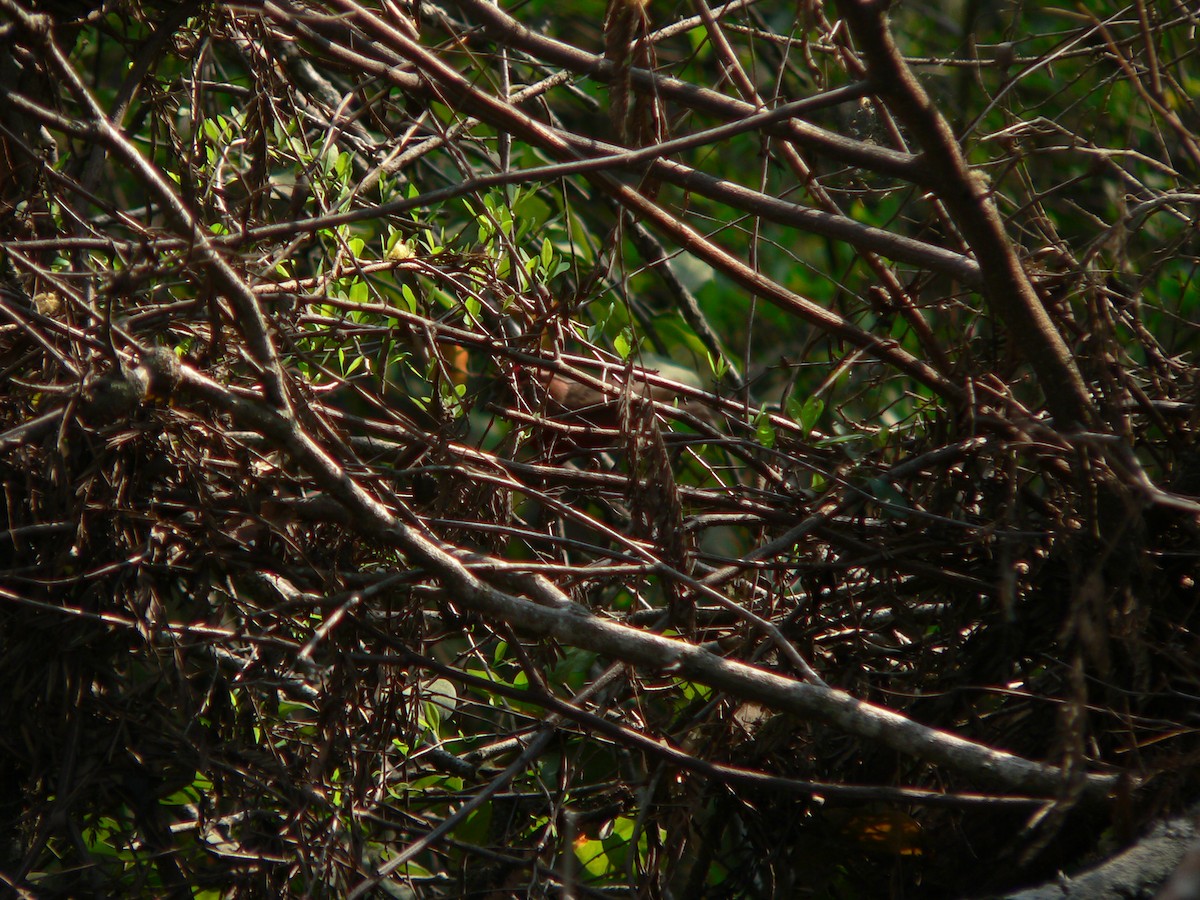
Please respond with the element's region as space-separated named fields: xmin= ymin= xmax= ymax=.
xmin=1 ymin=0 xmax=1199 ymax=895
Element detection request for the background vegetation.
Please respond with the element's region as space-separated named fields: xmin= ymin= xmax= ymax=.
xmin=2 ymin=0 xmax=1199 ymax=896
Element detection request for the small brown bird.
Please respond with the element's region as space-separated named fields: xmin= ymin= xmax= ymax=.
xmin=523 ymin=364 xmax=714 ymax=428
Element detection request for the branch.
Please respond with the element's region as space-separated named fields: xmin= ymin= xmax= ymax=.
xmin=166 ymin=361 xmax=1118 ymax=802
xmin=269 ymin=0 xmax=964 ymax=403
xmin=450 ymin=0 xmax=925 ymax=183
xmin=2 ymin=0 xmax=292 ymax=410
xmin=834 ymin=0 xmax=1098 ymax=428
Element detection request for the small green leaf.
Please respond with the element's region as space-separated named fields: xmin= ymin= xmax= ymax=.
xmin=334 ymin=149 xmax=352 ymax=180
xmin=398 ymin=284 xmax=418 ymax=313
xmin=588 ymin=301 xmax=614 ymax=342
xmin=614 ymin=328 xmax=633 ymax=360
xmin=755 ymin=412 xmax=776 ymax=448
xmin=201 ymin=117 xmax=223 ymax=144
xmin=787 ymin=395 xmax=824 ymax=436
xmin=378 ymin=858 xmax=433 ymax=879
xmin=706 ymin=350 xmax=728 ymax=379
xmin=673 ymin=678 xmax=714 ymax=701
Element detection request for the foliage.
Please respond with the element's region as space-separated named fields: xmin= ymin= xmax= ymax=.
xmin=1 ymin=0 xmax=1199 ymax=896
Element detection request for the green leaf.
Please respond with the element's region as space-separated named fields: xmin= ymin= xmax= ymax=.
xmin=453 ymin=804 xmax=493 ymax=845
xmin=755 ymin=412 xmax=776 ymax=448
xmin=614 ymin=328 xmax=633 ymax=360
xmin=334 ymin=148 xmax=352 ymax=180
xmin=399 ymin=284 xmax=418 ymax=313
xmin=706 ymin=350 xmax=728 ymax=379
xmin=422 ymin=228 xmax=443 ymax=254
xmin=201 ymin=116 xmax=223 ymax=144
xmin=588 ymin=300 xmax=614 ymax=342
xmin=575 ymin=837 xmax=613 ymax=878
xmin=378 ymin=858 xmax=433 ymax=880
xmin=672 ymin=678 xmax=714 ymax=701
xmin=788 ymin=395 xmax=824 ymax=436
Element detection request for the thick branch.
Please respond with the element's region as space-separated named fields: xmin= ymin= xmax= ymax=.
xmin=834 ymin=0 xmax=1098 ymax=427
xmin=172 ymin=362 xmax=1118 ymax=802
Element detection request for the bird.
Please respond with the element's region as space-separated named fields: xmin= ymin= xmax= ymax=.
xmin=520 ymin=362 xmax=716 ymax=430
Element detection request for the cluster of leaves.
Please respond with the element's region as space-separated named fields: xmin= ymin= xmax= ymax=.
xmin=1 ymin=0 xmax=1199 ymax=896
